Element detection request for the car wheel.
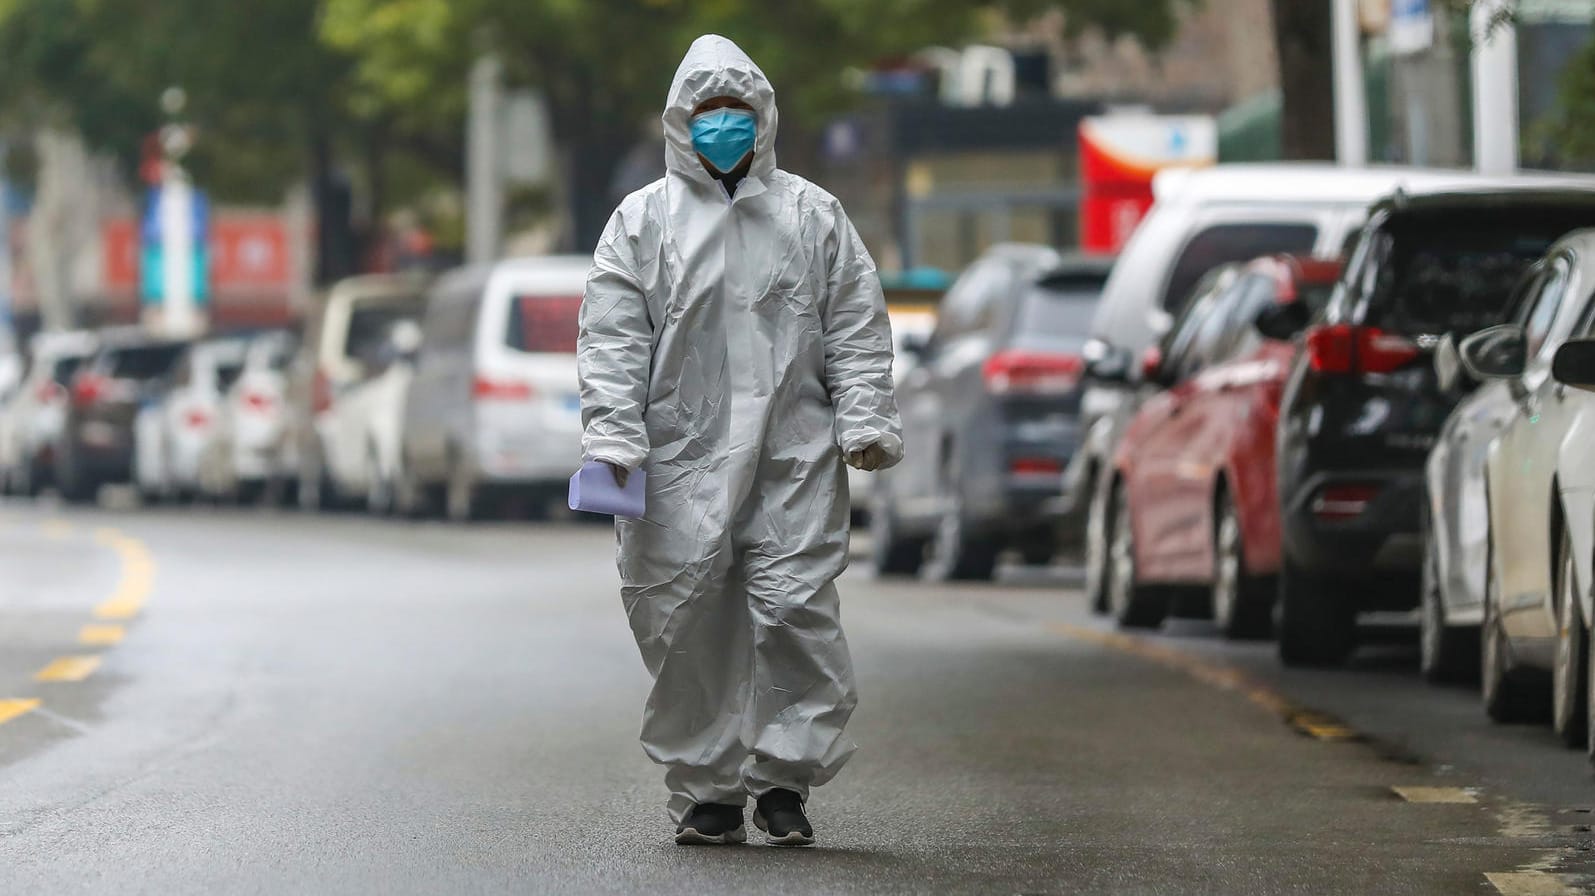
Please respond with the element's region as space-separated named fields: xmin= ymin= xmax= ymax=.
xmin=445 ymin=452 xmax=481 ymax=523
xmin=1212 ymin=491 xmax=1273 ymax=640
xmin=54 ymin=439 xmax=96 ymax=504
xmin=869 ymin=493 xmax=927 ymax=577
xmin=1277 ymin=554 xmax=1356 ymax=667
xmin=1554 ymin=529 xmax=1589 ymax=746
xmin=1083 ymin=467 xmax=1112 ymax=615
xmin=1019 ymin=531 xmax=1058 ymax=567
xmin=922 ymin=492 xmax=999 ymax=582
xmin=1106 ymin=481 xmax=1167 ymax=629
xmin=1419 ymin=527 xmax=1480 ymax=685
xmin=1482 ymin=545 xmax=1548 ymax=724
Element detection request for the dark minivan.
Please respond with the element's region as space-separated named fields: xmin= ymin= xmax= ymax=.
xmin=1273 ymin=185 xmax=1595 ymax=666
xmin=871 ymin=245 xmax=1113 ymax=581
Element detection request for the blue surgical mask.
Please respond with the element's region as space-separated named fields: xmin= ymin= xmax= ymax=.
xmin=690 ymin=108 xmax=757 ymax=174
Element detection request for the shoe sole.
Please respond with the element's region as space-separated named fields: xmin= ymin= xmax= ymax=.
xmin=674 ymin=825 xmax=747 ymax=846
xmin=752 ymin=811 xmax=816 ymax=847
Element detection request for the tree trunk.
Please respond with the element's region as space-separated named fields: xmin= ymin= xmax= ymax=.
xmin=1271 ymin=0 xmax=1337 ymax=160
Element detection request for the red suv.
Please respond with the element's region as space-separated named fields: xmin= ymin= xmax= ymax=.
xmin=1100 ymin=256 xmax=1341 ymax=637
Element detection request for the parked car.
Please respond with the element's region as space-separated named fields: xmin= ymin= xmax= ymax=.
xmin=1275 ymin=184 xmax=1595 ymax=668
xmin=847 ymin=306 xmax=935 ymax=523
xmin=0 ymin=330 xmax=97 ymax=496
xmin=1456 ymin=229 xmax=1595 ymax=746
xmin=399 ymin=255 xmax=591 ymax=521
xmin=55 ymin=330 xmax=189 ymax=502
xmin=1418 ymin=260 xmax=1586 ymax=684
xmin=135 ymin=336 xmax=252 ymax=502
xmin=1100 ymin=255 xmax=1340 ymax=636
xmin=1066 ymin=164 xmax=1501 ymax=609
xmin=197 ymin=330 xmax=298 ymax=503
xmin=290 ymin=273 xmax=430 ymax=509
xmin=324 ymin=319 xmax=420 ymax=514
xmin=870 ymin=246 xmax=1113 ymax=580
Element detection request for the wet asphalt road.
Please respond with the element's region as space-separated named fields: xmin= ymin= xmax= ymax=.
xmin=2 ymin=497 xmax=1594 ymax=895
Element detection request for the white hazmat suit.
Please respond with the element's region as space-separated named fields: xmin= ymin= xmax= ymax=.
xmin=578 ymin=34 xmax=903 ymax=822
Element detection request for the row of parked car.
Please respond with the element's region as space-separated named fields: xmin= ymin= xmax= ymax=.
xmin=0 ymin=256 xmax=601 ymax=521
xmin=869 ymin=162 xmax=1595 ymax=756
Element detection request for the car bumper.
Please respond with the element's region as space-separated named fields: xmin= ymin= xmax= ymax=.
xmin=1281 ymin=468 xmax=1425 ymax=603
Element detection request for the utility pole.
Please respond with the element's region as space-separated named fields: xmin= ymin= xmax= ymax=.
xmin=467 ymin=54 xmax=504 ymax=266
xmin=1471 ymin=0 xmax=1519 ymax=174
xmin=1331 ymin=0 xmax=1369 ymax=166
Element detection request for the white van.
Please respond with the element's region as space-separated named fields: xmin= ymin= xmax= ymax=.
xmin=399 ymin=256 xmax=590 ymax=521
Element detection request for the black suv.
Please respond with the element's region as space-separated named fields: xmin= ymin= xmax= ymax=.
xmin=1274 ymin=187 xmax=1595 ymax=666
xmin=871 ymin=246 xmax=1112 ymax=581
xmin=55 ymin=330 xmax=189 ymax=502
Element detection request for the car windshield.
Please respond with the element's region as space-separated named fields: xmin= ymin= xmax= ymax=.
xmin=1365 ymin=209 xmax=1595 ymax=333
xmin=110 ymin=344 xmax=184 ymax=380
xmin=505 ymin=295 xmax=583 ymax=354
xmin=1010 ymin=284 xmax=1101 ymax=350
xmin=346 ymin=302 xmax=421 ymax=361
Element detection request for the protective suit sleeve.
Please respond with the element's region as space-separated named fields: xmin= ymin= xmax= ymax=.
xmin=821 ymin=209 xmax=904 ymax=468
xmin=579 ymin=209 xmax=653 ymax=471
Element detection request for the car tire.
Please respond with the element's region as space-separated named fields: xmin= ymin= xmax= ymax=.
xmin=1211 ymin=490 xmax=1273 ymax=640
xmin=1105 ymin=480 xmax=1167 ymax=630
xmin=1277 ymin=555 xmax=1356 ymax=667
xmin=869 ymin=493 xmax=927 ymax=577
xmin=1419 ymin=527 xmax=1480 ymax=685
xmin=1019 ymin=532 xmax=1058 ymax=567
xmin=922 ymin=492 xmax=1000 ymax=582
xmin=54 ymin=440 xmax=96 ymax=504
xmin=1553 ymin=529 xmax=1589 ymax=746
xmin=1482 ymin=546 xmax=1548 ymax=724
xmin=1082 ymin=466 xmax=1112 ymax=615
xmin=393 ymin=455 xmax=430 ymax=519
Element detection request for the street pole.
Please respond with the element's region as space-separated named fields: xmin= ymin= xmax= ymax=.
xmin=1471 ymin=0 xmax=1519 ymax=174
xmin=159 ymin=162 xmax=197 ymax=337
xmin=1332 ymin=0 xmax=1369 ymax=166
xmin=467 ymin=54 xmax=503 ymax=266
xmin=0 ymin=139 xmax=11 ymax=335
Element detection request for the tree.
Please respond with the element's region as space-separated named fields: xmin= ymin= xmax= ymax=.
xmin=1269 ymin=0 xmax=1335 ymax=160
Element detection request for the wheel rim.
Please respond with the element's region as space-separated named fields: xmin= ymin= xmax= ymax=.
xmin=1084 ymin=487 xmax=1108 ymax=603
xmin=1555 ymin=547 xmax=1581 ymax=734
xmin=1214 ymin=505 xmax=1241 ymax=628
xmin=928 ymin=499 xmax=963 ymax=577
xmin=1420 ymin=541 xmax=1443 ymax=674
xmin=1108 ymin=490 xmax=1134 ymax=616
xmin=1483 ymin=576 xmax=1504 ymax=707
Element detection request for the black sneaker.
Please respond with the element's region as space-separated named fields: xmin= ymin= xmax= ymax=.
xmin=675 ymin=803 xmax=746 ymax=845
xmin=752 ymin=789 xmax=815 ymax=847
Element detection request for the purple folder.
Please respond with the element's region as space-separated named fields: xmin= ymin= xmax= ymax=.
xmin=568 ymin=460 xmax=647 ymax=519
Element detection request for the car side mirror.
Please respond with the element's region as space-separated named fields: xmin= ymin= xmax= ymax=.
xmin=1433 ymin=334 xmax=1475 ymax=394
xmin=1552 ymin=338 xmax=1595 ymax=392
xmin=1458 ymin=324 xmax=1527 ymax=381
xmin=1254 ymin=301 xmax=1310 ymax=342
xmin=1082 ymin=339 xmax=1131 ymax=384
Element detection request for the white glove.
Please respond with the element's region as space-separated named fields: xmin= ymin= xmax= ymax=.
xmin=845 ymin=443 xmax=888 ymax=472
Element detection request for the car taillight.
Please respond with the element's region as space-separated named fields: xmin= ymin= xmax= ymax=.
xmin=241 ymin=391 xmax=274 ymax=413
xmin=182 ymin=408 xmax=212 ymax=430
xmin=1010 ymin=457 xmax=1064 ymax=476
xmin=311 ymin=368 xmax=333 ymax=415
xmin=1305 ymin=325 xmax=1420 ymax=375
xmin=472 ymin=375 xmax=535 ymax=402
xmin=1311 ymin=483 xmax=1380 ymax=521
xmin=983 ymin=350 xmax=1083 ymax=396
xmin=71 ymin=374 xmax=109 ymax=408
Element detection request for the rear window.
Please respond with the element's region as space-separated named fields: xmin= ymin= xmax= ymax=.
xmin=1363 ymin=210 xmax=1595 ymax=333
xmin=1162 ymin=223 xmax=1319 ymax=312
xmin=1010 ymin=285 xmax=1099 ymax=349
xmin=217 ymin=363 xmax=246 ymax=392
xmin=109 ymin=345 xmax=184 ymax=380
xmin=347 ymin=304 xmax=420 ymax=360
xmin=506 ymin=295 xmax=583 ymax=354
xmin=49 ymin=356 xmax=85 ymax=385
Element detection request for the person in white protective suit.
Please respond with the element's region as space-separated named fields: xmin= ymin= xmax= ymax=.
xmin=578 ymin=34 xmax=902 ymax=847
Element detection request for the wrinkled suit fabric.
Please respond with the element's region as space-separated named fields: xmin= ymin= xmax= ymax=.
xmin=578 ymin=34 xmax=902 ymax=821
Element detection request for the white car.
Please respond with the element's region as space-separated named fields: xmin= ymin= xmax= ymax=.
xmin=400 ymin=255 xmax=590 ymax=521
xmin=0 ymin=330 xmax=97 ymax=496
xmin=1421 ymin=258 xmax=1594 ymax=683
xmin=322 ymin=319 xmax=420 ymax=514
xmin=198 ymin=331 xmax=297 ymax=503
xmin=1463 ymin=228 xmax=1595 ymax=750
xmin=135 ymin=337 xmax=251 ymax=501
xmin=847 ymin=307 xmax=935 ymax=520
xmin=292 ymin=273 xmax=430 ymax=510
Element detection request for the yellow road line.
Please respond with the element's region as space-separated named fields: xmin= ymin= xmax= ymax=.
xmin=40 ymin=519 xmax=73 ymax=540
xmin=1047 ymin=622 xmax=1361 ymax=741
xmin=1486 ymin=871 xmax=1588 ymax=895
xmin=92 ymin=528 xmax=154 ymax=620
xmin=1392 ymin=786 xmax=1478 ymax=804
xmin=0 ymin=698 xmax=40 ymax=726
xmin=78 ymin=624 xmax=126 ymax=646
xmin=35 ymin=655 xmax=101 ymax=683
